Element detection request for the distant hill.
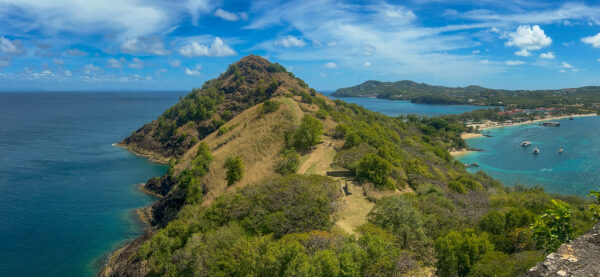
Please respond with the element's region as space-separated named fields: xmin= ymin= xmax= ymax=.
xmin=333 ymin=80 xmax=600 ymax=110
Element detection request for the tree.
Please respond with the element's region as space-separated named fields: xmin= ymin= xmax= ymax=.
xmin=435 ymin=230 xmax=494 ymax=277
xmin=530 ymin=199 xmax=574 ymax=253
xmin=292 ymin=115 xmax=323 ymax=151
xmin=224 ymin=156 xmax=244 ymax=186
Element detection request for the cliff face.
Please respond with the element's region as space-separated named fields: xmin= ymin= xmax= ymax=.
xmin=528 ymin=222 xmax=600 ymax=277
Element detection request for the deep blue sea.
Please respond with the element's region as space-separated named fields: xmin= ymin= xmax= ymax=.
xmin=458 ymin=117 xmax=600 ymax=196
xmin=0 ymin=91 xmax=182 ymax=276
xmin=325 ymin=92 xmax=491 ymax=116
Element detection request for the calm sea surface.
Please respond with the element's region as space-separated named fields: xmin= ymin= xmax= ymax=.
xmin=325 ymin=92 xmax=492 ymax=116
xmin=0 ymin=91 xmax=182 ymax=276
xmin=458 ymin=117 xmax=600 ymax=196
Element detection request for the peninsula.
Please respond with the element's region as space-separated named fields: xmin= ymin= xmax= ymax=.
xmin=102 ymin=55 xmax=600 ymax=277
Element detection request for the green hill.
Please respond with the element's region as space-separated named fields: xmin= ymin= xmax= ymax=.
xmin=333 ymin=80 xmax=600 ymax=111
xmin=102 ymin=56 xmax=598 ymax=277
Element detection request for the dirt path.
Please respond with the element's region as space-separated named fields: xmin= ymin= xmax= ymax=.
xmin=335 ymin=181 xmax=374 ymax=235
xmin=298 ymin=136 xmax=336 ymax=175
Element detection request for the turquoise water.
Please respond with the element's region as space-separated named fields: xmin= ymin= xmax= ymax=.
xmin=325 ymin=92 xmax=492 ymax=116
xmin=458 ymin=117 xmax=600 ymax=196
xmin=0 ymin=92 xmax=182 ymax=276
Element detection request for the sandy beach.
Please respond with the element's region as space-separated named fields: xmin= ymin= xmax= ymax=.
xmin=468 ymin=113 xmax=597 ymax=131
xmin=450 ymin=113 xmax=598 ymax=157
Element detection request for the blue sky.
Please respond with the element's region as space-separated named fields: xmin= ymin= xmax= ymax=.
xmin=1 ymin=0 xmax=600 ymax=91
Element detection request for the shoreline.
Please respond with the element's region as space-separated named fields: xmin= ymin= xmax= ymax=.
xmin=113 ymin=142 xmax=170 ymax=164
xmin=451 ymin=113 xmax=597 ymax=157
xmin=468 ymin=113 xmax=597 ymax=132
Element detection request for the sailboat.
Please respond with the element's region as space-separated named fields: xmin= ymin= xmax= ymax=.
xmin=532 ymin=147 xmax=540 ymax=154
xmin=521 ymin=124 xmax=532 ymax=147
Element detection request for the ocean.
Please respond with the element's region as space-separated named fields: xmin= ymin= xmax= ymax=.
xmin=325 ymin=93 xmax=492 ymax=116
xmin=0 ymin=91 xmax=182 ymax=276
xmin=458 ymin=116 xmax=600 ymax=196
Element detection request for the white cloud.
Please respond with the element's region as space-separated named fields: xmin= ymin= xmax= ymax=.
xmin=505 ymin=60 xmax=525 ymax=66
xmin=214 ymin=8 xmax=239 ymax=21
xmin=107 ymin=57 xmax=125 ymax=68
xmin=582 ymin=33 xmax=600 ymax=48
xmin=128 ymin=57 xmax=144 ymax=69
xmin=83 ymin=64 xmax=99 ymax=74
xmin=246 ymin=1 xmax=504 ymax=84
xmin=597 ymin=58 xmax=600 ymax=62
xmin=540 ymin=52 xmax=555 ymax=59
xmin=363 ymin=61 xmax=371 ymax=67
xmin=53 ymin=59 xmax=64 ymax=66
xmin=561 ymin=62 xmax=573 ymax=69
xmin=184 ymin=68 xmax=201 ymax=75
xmin=514 ymin=49 xmax=531 ymax=56
xmin=480 ymin=59 xmax=490 ymax=64
xmin=179 ymin=37 xmax=236 ymax=57
xmin=0 ymin=36 xmax=26 ymax=55
xmin=324 ymin=62 xmax=337 ymax=69
xmin=274 ymin=36 xmax=306 ymax=48
xmin=120 ymin=37 xmax=168 ymax=55
xmin=170 ymin=60 xmax=181 ymax=67
xmin=472 ymin=50 xmax=480 ymax=54
xmin=65 ymin=49 xmax=88 ymax=56
xmin=505 ymin=25 xmax=552 ymax=53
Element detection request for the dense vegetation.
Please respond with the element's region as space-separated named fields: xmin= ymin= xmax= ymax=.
xmin=333 ymin=80 xmax=600 ymax=112
xmin=113 ymin=56 xmax=600 ymax=277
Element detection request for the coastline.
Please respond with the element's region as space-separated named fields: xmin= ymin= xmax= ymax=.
xmin=113 ymin=142 xmax=170 ymax=164
xmin=451 ymin=113 xmax=597 ymax=157
xmin=468 ymin=113 xmax=597 ymax=132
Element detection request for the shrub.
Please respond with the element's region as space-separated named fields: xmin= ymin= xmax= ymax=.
xmin=191 ymin=142 xmax=212 ymax=176
xmin=530 ymin=199 xmax=574 ymax=253
xmin=356 ymin=153 xmax=397 ymax=190
xmin=479 ymin=211 xmax=506 ymax=235
xmin=291 ymin=115 xmax=323 ymax=151
xmin=224 ymin=156 xmax=244 ymax=186
xmin=589 ymin=190 xmax=600 ymax=221
xmin=316 ymin=109 xmax=328 ymax=119
xmin=435 ymin=230 xmax=494 ymax=277
xmin=276 ymin=149 xmax=300 ymax=175
xmin=260 ymin=100 xmax=281 ymax=114
xmin=367 ymin=196 xmax=434 ymax=262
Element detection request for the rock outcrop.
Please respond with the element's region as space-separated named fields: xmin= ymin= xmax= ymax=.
xmin=528 ymin=222 xmax=600 ymax=277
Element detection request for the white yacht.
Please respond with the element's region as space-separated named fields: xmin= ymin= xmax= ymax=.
xmin=558 ymin=148 xmax=564 ymax=153
xmin=532 ymin=147 xmax=540 ymax=154
xmin=521 ymin=125 xmax=532 ymax=147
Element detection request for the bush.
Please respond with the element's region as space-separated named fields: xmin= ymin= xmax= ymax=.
xmin=276 ymin=149 xmax=300 ymax=175
xmin=367 ymin=196 xmax=434 ymax=262
xmin=291 ymin=115 xmax=323 ymax=151
xmin=191 ymin=142 xmax=212 ymax=176
xmin=356 ymin=153 xmax=397 ymax=190
xmin=589 ymin=190 xmax=600 ymax=221
xmin=224 ymin=156 xmax=244 ymax=186
xmin=530 ymin=199 xmax=574 ymax=253
xmin=260 ymin=100 xmax=281 ymax=114
xmin=435 ymin=230 xmax=494 ymax=277
xmin=316 ymin=109 xmax=328 ymax=119
xmin=479 ymin=211 xmax=506 ymax=235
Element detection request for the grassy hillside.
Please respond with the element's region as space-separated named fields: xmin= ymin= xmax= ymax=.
xmin=333 ymin=80 xmax=600 ymax=111
xmin=102 ymin=56 xmax=599 ymax=277
xmin=118 ymin=55 xmax=313 ymax=162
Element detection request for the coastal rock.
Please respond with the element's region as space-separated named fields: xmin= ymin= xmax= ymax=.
xmin=528 ymin=222 xmax=600 ymax=277
xmin=144 ymin=175 xmax=177 ymax=197
xmin=99 ymin=233 xmax=152 ymax=277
